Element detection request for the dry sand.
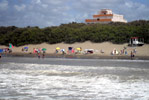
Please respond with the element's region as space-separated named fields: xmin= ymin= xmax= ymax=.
xmin=0 ymin=41 xmax=149 ymax=57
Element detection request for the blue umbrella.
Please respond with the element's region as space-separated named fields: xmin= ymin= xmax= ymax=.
xmin=0 ymin=49 xmax=3 ymax=53
xmin=24 ymin=47 xmax=28 ymax=49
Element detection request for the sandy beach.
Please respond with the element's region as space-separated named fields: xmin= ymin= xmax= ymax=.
xmin=0 ymin=41 xmax=149 ymax=59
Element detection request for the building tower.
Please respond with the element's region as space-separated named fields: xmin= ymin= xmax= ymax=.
xmin=85 ymin=9 xmax=127 ymax=24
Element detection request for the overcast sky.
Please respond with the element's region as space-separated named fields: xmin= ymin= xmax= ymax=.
xmin=0 ymin=0 xmax=149 ymax=28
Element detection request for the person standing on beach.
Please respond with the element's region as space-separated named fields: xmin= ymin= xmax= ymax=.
xmin=0 ymin=54 xmax=1 ymax=59
xmin=131 ymin=51 xmax=135 ymax=59
xmin=133 ymin=48 xmax=137 ymax=54
xmin=56 ymin=49 xmax=58 ymax=54
xmin=38 ymin=53 xmax=40 ymax=59
xmin=42 ymin=53 xmax=45 ymax=58
xmin=61 ymin=49 xmax=65 ymax=55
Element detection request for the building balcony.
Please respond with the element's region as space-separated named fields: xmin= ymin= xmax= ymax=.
xmin=85 ymin=19 xmax=112 ymax=23
xmin=93 ymin=14 xmax=113 ymax=18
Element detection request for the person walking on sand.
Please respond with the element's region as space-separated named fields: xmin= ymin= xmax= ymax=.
xmin=131 ymin=51 xmax=135 ymax=59
xmin=42 ymin=53 xmax=45 ymax=59
xmin=38 ymin=53 xmax=40 ymax=59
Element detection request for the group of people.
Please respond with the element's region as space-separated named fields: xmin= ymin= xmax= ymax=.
xmin=111 ymin=47 xmax=137 ymax=59
xmin=0 ymin=44 xmax=138 ymax=60
xmin=0 ymin=48 xmax=12 ymax=53
xmin=33 ymin=48 xmax=46 ymax=59
xmin=55 ymin=47 xmax=83 ymax=55
xmin=22 ymin=47 xmax=28 ymax=52
xmin=0 ymin=48 xmax=12 ymax=59
xmin=111 ymin=47 xmax=128 ymax=55
xmin=37 ymin=52 xmax=45 ymax=59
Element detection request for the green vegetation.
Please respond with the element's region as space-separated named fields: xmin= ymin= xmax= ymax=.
xmin=0 ymin=20 xmax=149 ymax=46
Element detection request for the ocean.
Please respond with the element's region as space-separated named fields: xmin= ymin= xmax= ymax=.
xmin=0 ymin=57 xmax=149 ymax=100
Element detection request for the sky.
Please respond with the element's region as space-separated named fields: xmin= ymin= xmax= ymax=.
xmin=0 ymin=0 xmax=149 ymax=28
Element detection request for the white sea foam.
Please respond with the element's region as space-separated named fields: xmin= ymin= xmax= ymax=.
xmin=0 ymin=61 xmax=149 ymax=100
xmin=1 ymin=73 xmax=149 ymax=100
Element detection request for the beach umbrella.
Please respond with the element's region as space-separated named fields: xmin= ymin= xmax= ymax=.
xmin=24 ymin=47 xmax=28 ymax=49
xmin=56 ymin=47 xmax=60 ymax=50
xmin=68 ymin=47 xmax=72 ymax=50
xmin=9 ymin=43 xmax=14 ymax=49
xmin=42 ymin=48 xmax=47 ymax=51
xmin=77 ymin=48 xmax=81 ymax=51
xmin=0 ymin=49 xmax=3 ymax=53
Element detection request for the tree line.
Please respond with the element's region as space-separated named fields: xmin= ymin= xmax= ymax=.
xmin=0 ymin=20 xmax=149 ymax=46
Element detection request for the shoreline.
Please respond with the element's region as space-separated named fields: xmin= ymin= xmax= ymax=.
xmin=1 ymin=52 xmax=149 ymax=60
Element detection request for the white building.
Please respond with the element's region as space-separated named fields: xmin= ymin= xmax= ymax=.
xmin=85 ymin=9 xmax=127 ymax=24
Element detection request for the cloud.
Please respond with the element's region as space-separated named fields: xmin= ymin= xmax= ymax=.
xmin=41 ymin=0 xmax=66 ymax=5
xmin=119 ymin=1 xmax=149 ymax=21
xmin=14 ymin=4 xmax=26 ymax=11
xmin=0 ymin=0 xmax=8 ymax=11
xmin=36 ymin=0 xmax=41 ymax=4
xmin=0 ymin=0 xmax=149 ymax=27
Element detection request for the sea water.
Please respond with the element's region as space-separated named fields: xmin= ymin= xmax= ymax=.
xmin=0 ymin=57 xmax=149 ymax=100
